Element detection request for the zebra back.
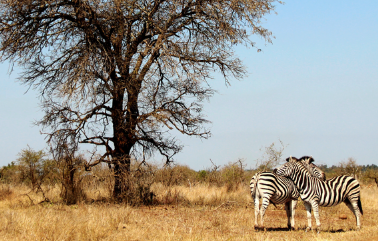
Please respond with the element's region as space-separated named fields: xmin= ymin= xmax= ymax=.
xmin=250 ymin=171 xmax=300 ymax=203
xmin=251 ymin=156 xmax=324 ymax=200
xmin=276 ymin=158 xmax=362 ymax=210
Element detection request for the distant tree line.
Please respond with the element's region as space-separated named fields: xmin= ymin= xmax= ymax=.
xmin=315 ymin=158 xmax=378 ymax=182
xmin=319 ymin=164 xmax=378 ymax=172
xmin=1 ymin=147 xmax=377 ymax=205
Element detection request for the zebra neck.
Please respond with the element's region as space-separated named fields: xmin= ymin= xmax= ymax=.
xmin=292 ymin=167 xmax=311 ymax=192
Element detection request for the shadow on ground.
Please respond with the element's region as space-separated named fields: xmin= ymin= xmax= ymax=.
xmin=254 ymin=227 xmax=292 ymax=232
xmin=254 ymin=226 xmax=348 ymax=233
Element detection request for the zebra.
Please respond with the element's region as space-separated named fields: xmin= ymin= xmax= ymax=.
xmin=250 ymin=156 xmax=325 ymax=230
xmin=299 ymin=156 xmax=326 ymax=181
xmin=274 ymin=156 xmax=363 ymax=233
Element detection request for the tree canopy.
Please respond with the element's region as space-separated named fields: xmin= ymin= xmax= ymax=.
xmin=0 ymin=0 xmax=280 ymax=199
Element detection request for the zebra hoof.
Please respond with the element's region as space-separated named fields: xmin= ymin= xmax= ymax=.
xmin=254 ymin=225 xmax=265 ymax=231
xmin=287 ymin=225 xmax=295 ymax=231
xmin=305 ymin=227 xmax=312 ymax=232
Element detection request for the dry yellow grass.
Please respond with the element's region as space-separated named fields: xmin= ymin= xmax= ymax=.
xmin=0 ymin=184 xmax=377 ymax=240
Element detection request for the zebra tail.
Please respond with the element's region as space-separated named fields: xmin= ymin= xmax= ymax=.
xmin=250 ymin=172 xmax=261 ymax=200
xmin=358 ymin=197 xmax=363 ymax=215
xmin=250 ymin=179 xmax=257 ymax=198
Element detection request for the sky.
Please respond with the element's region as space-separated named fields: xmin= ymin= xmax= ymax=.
xmin=1 ymin=0 xmax=378 ymax=170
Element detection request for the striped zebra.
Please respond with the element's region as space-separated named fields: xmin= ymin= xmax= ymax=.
xmin=300 ymin=156 xmax=326 ymax=181
xmin=250 ymin=156 xmax=325 ymax=230
xmin=274 ymin=156 xmax=363 ymax=232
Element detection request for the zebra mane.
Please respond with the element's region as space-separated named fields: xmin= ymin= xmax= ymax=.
xmin=292 ymin=159 xmax=312 ymax=174
xmin=286 ymin=156 xmax=315 ymax=164
xmin=285 ymin=156 xmax=298 ymax=162
xmin=283 ymin=156 xmax=325 ymax=181
xmin=299 ymin=156 xmax=315 ymax=164
xmin=282 ymin=157 xmax=311 ymax=174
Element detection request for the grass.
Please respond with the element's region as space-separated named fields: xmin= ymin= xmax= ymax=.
xmin=0 ymin=183 xmax=377 ymax=240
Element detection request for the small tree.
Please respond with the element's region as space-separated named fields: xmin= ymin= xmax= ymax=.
xmin=221 ymin=159 xmax=247 ymax=191
xmin=363 ymin=168 xmax=378 ymax=187
xmin=337 ymin=158 xmax=360 ymax=180
xmin=17 ymin=147 xmax=48 ymax=190
xmin=255 ymin=140 xmax=286 ymax=171
xmin=0 ymin=161 xmax=19 ymax=184
xmin=50 ymin=139 xmax=86 ymax=204
xmin=59 ymin=154 xmax=86 ymax=204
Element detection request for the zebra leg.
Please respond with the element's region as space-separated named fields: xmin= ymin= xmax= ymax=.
xmin=259 ymin=196 xmax=271 ymax=229
xmin=254 ymin=194 xmax=260 ymax=228
xmin=304 ymin=202 xmax=312 ymax=232
xmin=285 ymin=200 xmax=297 ymax=230
xmin=344 ymin=199 xmax=362 ymax=230
xmin=284 ymin=201 xmax=291 ymax=229
xmin=310 ymin=201 xmax=321 ymax=233
xmin=290 ymin=199 xmax=298 ymax=230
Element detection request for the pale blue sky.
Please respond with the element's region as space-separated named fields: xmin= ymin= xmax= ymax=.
xmin=1 ymin=1 xmax=378 ymax=170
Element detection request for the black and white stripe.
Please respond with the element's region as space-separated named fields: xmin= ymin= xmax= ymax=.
xmin=299 ymin=156 xmax=326 ymax=181
xmin=275 ymin=157 xmax=363 ymax=232
xmin=250 ymin=156 xmax=325 ymax=230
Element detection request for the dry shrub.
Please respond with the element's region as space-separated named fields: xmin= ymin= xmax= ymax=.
xmin=335 ymin=158 xmax=360 ymax=179
xmin=154 ymin=164 xmax=197 ymax=187
xmin=159 ymin=187 xmax=189 ymax=206
xmin=0 ymin=185 xmax=14 ymax=201
xmin=360 ymin=168 xmax=378 ymax=187
xmin=220 ymin=160 xmax=248 ymax=192
xmin=196 ymin=159 xmax=251 ymax=191
xmin=57 ymin=156 xmax=87 ymax=205
xmin=60 ymin=178 xmax=86 ymax=205
xmin=150 ymin=161 xmax=252 ymax=206
xmin=114 ymin=162 xmax=155 ymax=206
xmin=151 ymin=182 xmax=250 ymax=207
xmin=81 ymin=164 xmax=114 ymax=202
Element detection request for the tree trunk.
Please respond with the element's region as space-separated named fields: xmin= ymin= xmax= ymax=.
xmin=111 ymin=82 xmax=139 ymax=201
xmin=62 ymin=164 xmax=81 ymax=205
xmin=112 ymin=154 xmax=131 ymax=200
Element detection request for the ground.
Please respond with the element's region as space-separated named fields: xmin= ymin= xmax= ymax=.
xmin=0 ymin=185 xmax=376 ymax=240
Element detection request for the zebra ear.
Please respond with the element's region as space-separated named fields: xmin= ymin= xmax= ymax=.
xmin=308 ymin=156 xmax=315 ymax=164
xmin=287 ymin=156 xmax=298 ymax=162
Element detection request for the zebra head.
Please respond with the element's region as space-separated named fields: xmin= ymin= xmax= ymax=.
xmin=283 ymin=156 xmax=326 ymax=181
xmin=299 ymin=156 xmax=326 ymax=181
xmin=275 ymin=157 xmax=303 ymax=178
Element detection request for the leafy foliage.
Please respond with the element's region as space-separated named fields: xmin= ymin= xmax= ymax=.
xmin=16 ymin=147 xmax=57 ymax=190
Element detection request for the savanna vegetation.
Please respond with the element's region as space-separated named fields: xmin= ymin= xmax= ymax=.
xmin=1 ymin=0 xmax=377 ymax=239
xmin=0 ymin=146 xmax=377 ymax=240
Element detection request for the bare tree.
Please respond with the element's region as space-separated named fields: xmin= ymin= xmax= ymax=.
xmin=255 ymin=140 xmax=286 ymax=171
xmin=0 ymin=0 xmax=280 ymax=199
xmin=364 ymin=168 xmax=378 ymax=188
xmin=337 ymin=158 xmax=360 ymax=180
xmin=50 ymin=140 xmax=86 ymax=204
